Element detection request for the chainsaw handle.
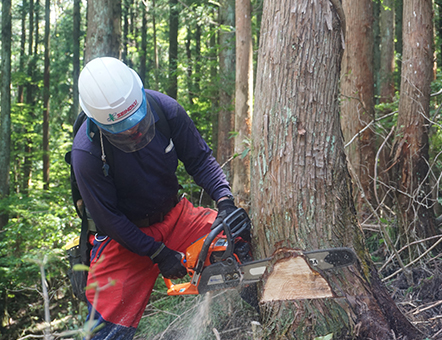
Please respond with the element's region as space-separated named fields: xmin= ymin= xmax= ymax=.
xmin=195 ymin=208 xmax=247 ymax=274
xmin=194 ymin=219 xmax=228 ymax=274
xmin=163 ymin=278 xmax=173 ymax=289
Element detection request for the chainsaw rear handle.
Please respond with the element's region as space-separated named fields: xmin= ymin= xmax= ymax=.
xmin=194 ymin=208 xmax=250 ymax=275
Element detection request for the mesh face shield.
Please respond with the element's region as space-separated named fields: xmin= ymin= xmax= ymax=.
xmin=94 ymin=91 xmax=156 ymax=153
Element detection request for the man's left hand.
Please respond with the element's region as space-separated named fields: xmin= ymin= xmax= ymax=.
xmin=211 ymin=198 xmax=237 ymax=230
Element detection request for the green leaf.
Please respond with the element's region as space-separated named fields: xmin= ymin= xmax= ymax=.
xmin=73 ymin=264 xmax=90 ymax=272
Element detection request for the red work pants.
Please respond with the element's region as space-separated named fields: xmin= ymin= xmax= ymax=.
xmin=85 ymin=198 xmax=216 ymax=339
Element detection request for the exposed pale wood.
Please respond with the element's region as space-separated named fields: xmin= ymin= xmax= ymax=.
xmin=261 ymin=256 xmax=333 ymax=302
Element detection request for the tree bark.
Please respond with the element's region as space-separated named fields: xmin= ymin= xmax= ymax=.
xmin=233 ymin=0 xmax=253 ymax=209
xmin=84 ymin=0 xmax=121 ymax=63
xmin=0 ymin=0 xmax=12 ymax=229
xmin=390 ymin=0 xmax=438 ymax=252
xmin=217 ymin=0 xmax=235 ymax=183
xmin=340 ymin=0 xmax=376 ymax=219
xmin=251 ymin=0 xmax=421 ymax=338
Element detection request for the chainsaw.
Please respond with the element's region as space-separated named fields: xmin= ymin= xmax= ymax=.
xmin=164 ymin=208 xmax=357 ymax=296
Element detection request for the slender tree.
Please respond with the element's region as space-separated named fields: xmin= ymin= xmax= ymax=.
xmin=233 ymin=0 xmax=253 ymax=209
xmin=186 ymin=26 xmax=195 ymax=104
xmin=379 ymin=0 xmax=396 ymax=104
xmin=42 ymin=0 xmax=50 ymax=190
xmin=210 ymin=8 xmax=219 ymax=158
xmin=341 ymin=0 xmax=376 ymax=218
xmin=0 ymin=0 xmax=12 ymax=229
xmin=72 ymin=0 xmax=81 ymax=124
xmin=251 ymin=0 xmax=422 ymax=338
xmin=22 ymin=0 xmax=36 ymax=193
xmin=217 ymin=0 xmax=235 ymax=182
xmin=84 ymin=0 xmax=121 ymax=63
xmin=152 ymin=0 xmax=159 ymax=90
xmin=390 ymin=0 xmax=438 ymax=252
xmin=18 ymin=0 xmax=27 ymax=103
xmin=167 ymin=0 xmax=179 ymax=99
xmin=139 ymin=0 xmax=148 ymax=86
xmin=122 ymin=0 xmax=130 ymax=64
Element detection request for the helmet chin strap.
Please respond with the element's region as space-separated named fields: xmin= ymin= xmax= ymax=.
xmin=99 ymin=130 xmax=110 ymax=177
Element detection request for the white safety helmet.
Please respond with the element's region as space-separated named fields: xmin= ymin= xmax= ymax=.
xmin=79 ymin=57 xmax=155 ymax=152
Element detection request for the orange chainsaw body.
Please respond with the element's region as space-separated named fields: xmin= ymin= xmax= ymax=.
xmin=164 ymin=208 xmax=252 ymax=296
xmin=164 ymin=234 xmax=240 ymax=295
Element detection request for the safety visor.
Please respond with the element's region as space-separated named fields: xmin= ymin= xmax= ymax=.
xmin=93 ymin=91 xmax=156 ymax=153
xmin=92 ymin=89 xmax=148 ymax=134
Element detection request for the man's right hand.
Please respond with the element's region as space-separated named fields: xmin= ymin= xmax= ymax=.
xmin=150 ymin=243 xmax=187 ymax=279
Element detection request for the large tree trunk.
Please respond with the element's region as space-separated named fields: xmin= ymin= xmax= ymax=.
xmin=390 ymin=0 xmax=438 ymax=252
xmin=251 ymin=1 xmax=421 ymax=338
xmin=340 ymin=0 xmax=376 ymax=219
xmin=84 ymin=0 xmax=121 ymax=63
xmin=233 ymin=0 xmax=253 ymax=209
xmin=0 ymin=0 xmax=12 ymax=229
xmin=217 ymin=0 xmax=235 ymax=182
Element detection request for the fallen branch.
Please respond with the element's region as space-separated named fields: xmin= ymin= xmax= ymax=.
xmin=379 ymin=234 xmax=442 ymax=273
xmin=412 ymin=299 xmax=442 ymax=316
xmin=382 ymin=236 xmax=442 ymax=282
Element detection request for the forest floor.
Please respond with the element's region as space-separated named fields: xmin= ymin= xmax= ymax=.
xmin=387 ymin=260 xmax=442 ymax=340
xmin=6 ymin=246 xmax=442 ymax=340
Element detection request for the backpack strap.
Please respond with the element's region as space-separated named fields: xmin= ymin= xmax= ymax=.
xmin=146 ymin=92 xmax=171 ymax=140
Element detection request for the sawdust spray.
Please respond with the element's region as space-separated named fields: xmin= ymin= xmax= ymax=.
xmin=181 ymin=293 xmax=212 ymax=340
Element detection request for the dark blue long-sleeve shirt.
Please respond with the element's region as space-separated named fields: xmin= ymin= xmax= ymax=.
xmin=71 ymin=90 xmax=231 ymax=257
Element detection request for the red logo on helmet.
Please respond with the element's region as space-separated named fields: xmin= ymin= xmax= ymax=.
xmin=116 ymin=99 xmax=138 ymax=119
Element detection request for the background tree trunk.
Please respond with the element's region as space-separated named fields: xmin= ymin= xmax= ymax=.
xmin=167 ymin=0 xmax=179 ymax=99
xmin=217 ymin=0 xmax=235 ymax=182
xmin=232 ymin=0 xmax=253 ymax=209
xmin=84 ymin=0 xmax=121 ymax=63
xmin=72 ymin=0 xmax=81 ymax=125
xmin=22 ymin=0 xmax=36 ymax=194
xmin=42 ymin=0 xmax=50 ymax=191
xmin=122 ymin=0 xmax=130 ymax=65
xmin=390 ymin=0 xmax=438 ymax=252
xmin=0 ymin=0 xmax=12 ymax=229
xmin=379 ymin=0 xmax=396 ymax=104
xmin=139 ymin=0 xmax=147 ymax=86
xmin=340 ymin=0 xmax=376 ymax=219
xmin=152 ymin=0 xmax=159 ymax=91
xmin=251 ymin=0 xmax=421 ymax=338
xmin=18 ymin=0 xmax=26 ymax=104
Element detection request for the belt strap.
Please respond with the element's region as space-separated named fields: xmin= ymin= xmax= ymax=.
xmin=87 ymin=195 xmax=180 ymax=232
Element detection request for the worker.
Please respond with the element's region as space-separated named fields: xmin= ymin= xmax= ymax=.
xmin=71 ymin=57 xmax=244 ymax=339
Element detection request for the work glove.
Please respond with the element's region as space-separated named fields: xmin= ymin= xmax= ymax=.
xmin=150 ymin=243 xmax=187 ymax=279
xmin=211 ymin=198 xmax=238 ymax=230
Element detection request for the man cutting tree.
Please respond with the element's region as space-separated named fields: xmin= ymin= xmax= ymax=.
xmin=71 ymin=57 xmax=245 ymax=339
